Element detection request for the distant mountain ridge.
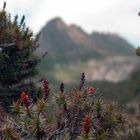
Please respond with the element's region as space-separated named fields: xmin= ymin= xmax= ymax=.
xmin=39 ymin=17 xmax=134 ymax=60
xmin=37 ymin=17 xmax=138 ymax=83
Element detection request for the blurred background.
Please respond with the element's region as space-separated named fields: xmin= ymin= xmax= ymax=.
xmin=1 ymin=0 xmax=140 ymax=114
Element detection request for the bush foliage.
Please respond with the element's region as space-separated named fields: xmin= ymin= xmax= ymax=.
xmin=0 ymin=73 xmax=127 ymax=140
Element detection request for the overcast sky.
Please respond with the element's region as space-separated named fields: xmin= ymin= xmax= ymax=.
xmin=0 ymin=0 xmax=140 ymax=47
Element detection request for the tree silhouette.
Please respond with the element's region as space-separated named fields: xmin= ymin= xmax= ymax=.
xmin=0 ymin=2 xmax=40 ymax=89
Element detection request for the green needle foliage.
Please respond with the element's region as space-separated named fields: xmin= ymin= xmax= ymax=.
xmin=0 ymin=2 xmax=40 ymax=89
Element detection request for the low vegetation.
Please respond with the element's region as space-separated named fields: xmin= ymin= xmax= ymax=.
xmin=0 ymin=73 xmax=129 ymax=139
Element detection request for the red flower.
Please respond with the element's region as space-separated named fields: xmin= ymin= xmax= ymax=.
xmin=43 ymin=80 xmax=50 ymax=100
xmin=20 ymin=92 xmax=30 ymax=110
xmin=87 ymin=87 xmax=96 ymax=95
xmin=82 ymin=115 xmax=91 ymax=138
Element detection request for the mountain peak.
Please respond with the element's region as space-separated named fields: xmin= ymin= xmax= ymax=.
xmin=40 ymin=17 xmax=134 ymax=58
xmin=38 ymin=17 xmax=136 ymax=84
xmin=46 ymin=17 xmax=67 ymax=30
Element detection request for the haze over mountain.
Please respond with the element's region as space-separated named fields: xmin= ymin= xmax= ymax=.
xmin=38 ymin=17 xmax=139 ymax=83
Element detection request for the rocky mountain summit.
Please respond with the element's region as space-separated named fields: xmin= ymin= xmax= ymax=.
xmin=37 ymin=17 xmax=139 ymax=83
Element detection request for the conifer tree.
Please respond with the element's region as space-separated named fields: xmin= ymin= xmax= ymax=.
xmin=136 ymin=12 xmax=140 ymax=56
xmin=0 ymin=2 xmax=40 ymax=89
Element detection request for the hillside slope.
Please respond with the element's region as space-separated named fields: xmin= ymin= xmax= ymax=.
xmin=37 ymin=17 xmax=138 ymax=83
